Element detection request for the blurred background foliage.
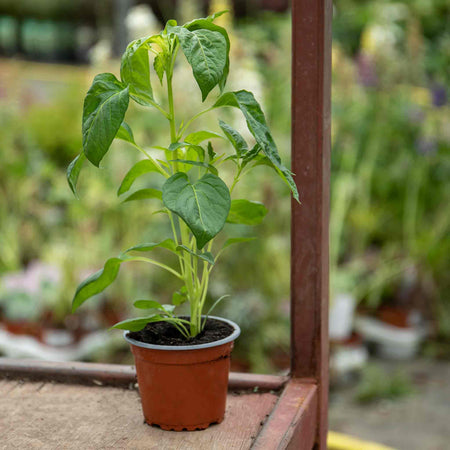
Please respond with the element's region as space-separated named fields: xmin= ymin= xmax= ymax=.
xmin=0 ymin=0 xmax=449 ymax=372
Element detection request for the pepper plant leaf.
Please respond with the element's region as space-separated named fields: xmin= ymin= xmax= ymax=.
xmin=115 ymin=122 xmax=135 ymax=145
xmin=218 ymin=120 xmax=248 ymax=156
xmin=124 ymin=239 xmax=177 ymax=254
xmin=162 ymin=173 xmax=230 ymax=249
xmin=176 ymin=245 xmax=215 ymax=265
xmin=168 ymin=26 xmax=227 ymax=101
xmin=183 ymin=15 xmax=230 ymax=91
xmin=118 ymin=159 xmax=163 ymax=196
xmin=82 ymin=73 xmax=129 ymax=167
xmin=120 ymin=37 xmax=153 ymax=106
xmin=121 ymin=188 xmax=162 ymax=203
xmin=227 ymin=199 xmax=267 ymax=225
xmin=169 ymin=159 xmax=218 ymax=175
xmin=67 ymin=152 xmax=86 ymax=197
xmin=184 ymin=130 xmax=223 ymax=145
xmin=111 ymin=314 xmax=165 ymax=331
xmin=214 ymin=90 xmax=299 ymax=201
xmin=133 ymin=299 xmax=164 ymax=310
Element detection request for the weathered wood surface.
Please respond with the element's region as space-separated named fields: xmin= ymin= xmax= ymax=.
xmin=252 ymin=380 xmax=317 ymax=450
xmin=291 ymin=0 xmax=332 ymax=448
xmin=0 ymin=358 xmax=287 ymax=391
xmin=0 ymin=380 xmax=277 ymax=449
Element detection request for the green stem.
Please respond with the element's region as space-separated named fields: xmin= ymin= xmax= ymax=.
xmin=128 ymin=256 xmax=183 ymax=279
xmin=177 ymin=107 xmax=214 ymax=139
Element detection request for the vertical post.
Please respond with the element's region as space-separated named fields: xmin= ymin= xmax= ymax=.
xmin=290 ymin=0 xmax=331 ymax=448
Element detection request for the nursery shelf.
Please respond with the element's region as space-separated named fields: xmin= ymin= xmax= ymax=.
xmin=0 ymin=358 xmax=318 ymax=449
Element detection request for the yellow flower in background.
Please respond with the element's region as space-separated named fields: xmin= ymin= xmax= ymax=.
xmin=410 ymin=86 xmax=432 ymax=108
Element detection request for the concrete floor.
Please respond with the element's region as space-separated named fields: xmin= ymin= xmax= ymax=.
xmin=328 ymin=358 xmax=450 ymax=450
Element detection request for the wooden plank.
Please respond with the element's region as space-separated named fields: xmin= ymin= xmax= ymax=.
xmin=252 ymin=380 xmax=317 ymax=450
xmin=0 ymin=358 xmax=286 ymax=391
xmin=290 ymin=0 xmax=332 ymax=448
xmin=0 ymin=380 xmax=278 ymax=449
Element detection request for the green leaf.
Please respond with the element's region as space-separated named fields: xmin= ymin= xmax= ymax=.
xmin=121 ymin=188 xmax=162 ymax=203
xmin=153 ymin=52 xmax=168 ymax=84
xmin=118 ymin=159 xmax=162 ymax=196
xmin=133 ymin=299 xmax=164 ymax=310
xmin=184 ymin=130 xmax=223 ymax=145
xmin=218 ymin=120 xmax=248 ymax=156
xmin=227 ymin=199 xmax=267 ymax=225
xmin=169 ymin=26 xmax=227 ymax=101
xmin=120 ymin=37 xmax=153 ymax=106
xmin=169 ymin=159 xmax=218 ymax=175
xmin=72 ymin=256 xmax=129 ymax=312
xmin=222 ymin=237 xmax=257 ymax=250
xmin=115 ymin=122 xmax=135 ymax=144
xmin=184 ymin=16 xmax=230 ymax=92
xmin=176 ymin=245 xmax=215 ymax=265
xmin=124 ymin=239 xmax=177 ymax=254
xmin=111 ymin=314 xmax=164 ymax=331
xmin=82 ymin=73 xmax=129 ymax=167
xmin=162 ymin=173 xmax=230 ymax=249
xmin=67 ymin=152 xmax=86 ymax=197
xmin=207 ymin=142 xmax=216 ymax=160
xmin=172 ymin=289 xmax=187 ymax=306
xmin=242 ymin=144 xmax=262 ymax=165
xmin=214 ymin=90 xmax=299 ymax=201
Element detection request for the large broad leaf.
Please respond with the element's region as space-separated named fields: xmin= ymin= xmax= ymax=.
xmin=227 ymin=199 xmax=267 ymax=225
xmin=82 ymin=73 xmax=129 ymax=167
xmin=118 ymin=159 xmax=163 ymax=196
xmin=120 ymin=37 xmax=153 ymax=106
xmin=67 ymin=152 xmax=86 ymax=197
xmin=214 ymin=90 xmax=299 ymax=201
xmin=184 ymin=16 xmax=230 ymax=91
xmin=162 ymin=173 xmax=230 ymax=249
xmin=218 ymin=120 xmax=248 ymax=156
xmin=168 ymin=26 xmax=227 ymax=101
xmin=72 ymin=256 xmax=130 ymax=312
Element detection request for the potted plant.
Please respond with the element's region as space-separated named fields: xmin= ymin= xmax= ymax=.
xmin=68 ymin=12 xmax=298 ymax=431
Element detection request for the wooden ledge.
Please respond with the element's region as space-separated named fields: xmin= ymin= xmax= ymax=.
xmin=0 ymin=358 xmax=287 ymax=391
xmin=0 ymin=359 xmax=317 ymax=449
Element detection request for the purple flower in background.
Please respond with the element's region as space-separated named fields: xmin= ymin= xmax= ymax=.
xmin=431 ymin=83 xmax=447 ymax=107
xmin=415 ymin=137 xmax=437 ymax=156
xmin=356 ymin=52 xmax=378 ymax=88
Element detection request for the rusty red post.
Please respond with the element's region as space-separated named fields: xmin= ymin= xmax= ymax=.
xmin=291 ymin=0 xmax=332 ymax=448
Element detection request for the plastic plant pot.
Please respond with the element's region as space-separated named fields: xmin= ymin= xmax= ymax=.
xmin=124 ymin=316 xmax=240 ymax=431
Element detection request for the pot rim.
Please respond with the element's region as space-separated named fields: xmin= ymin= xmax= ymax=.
xmin=123 ymin=315 xmax=241 ymax=351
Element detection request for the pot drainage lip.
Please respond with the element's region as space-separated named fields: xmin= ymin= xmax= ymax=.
xmin=123 ymin=315 xmax=241 ymax=351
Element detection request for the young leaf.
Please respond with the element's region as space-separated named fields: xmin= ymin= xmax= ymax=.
xmin=124 ymin=239 xmax=177 ymax=254
xmin=218 ymin=120 xmax=248 ymax=156
xmin=120 ymin=37 xmax=153 ymax=106
xmin=117 ymin=159 xmax=162 ymax=196
xmin=67 ymin=152 xmax=86 ymax=197
xmin=185 ymin=130 xmax=223 ymax=145
xmin=82 ymin=73 xmax=129 ymax=167
xmin=169 ymin=159 xmax=218 ymax=175
xmin=214 ymin=90 xmax=299 ymax=201
xmin=72 ymin=257 xmax=128 ymax=312
xmin=242 ymin=143 xmax=261 ymax=165
xmin=133 ymin=299 xmax=164 ymax=310
xmin=121 ymin=188 xmax=162 ymax=203
xmin=226 ymin=199 xmax=267 ymax=225
xmin=153 ymin=52 xmax=168 ymax=84
xmin=172 ymin=289 xmax=187 ymax=306
xmin=162 ymin=173 xmax=231 ymax=249
xmin=183 ymin=16 xmax=230 ymax=92
xmin=168 ymin=26 xmax=227 ymax=101
xmin=115 ymin=122 xmax=135 ymax=144
xmin=207 ymin=142 xmax=216 ymax=160
xmin=111 ymin=314 xmax=164 ymax=331
xmin=176 ymin=245 xmax=215 ymax=265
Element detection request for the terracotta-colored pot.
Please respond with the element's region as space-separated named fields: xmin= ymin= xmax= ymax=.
xmin=124 ymin=316 xmax=240 ymax=431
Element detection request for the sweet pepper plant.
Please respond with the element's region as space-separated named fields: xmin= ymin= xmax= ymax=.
xmin=69 ymin=12 xmax=298 ymax=339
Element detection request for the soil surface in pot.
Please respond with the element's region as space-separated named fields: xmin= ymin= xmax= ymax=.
xmin=127 ymin=317 xmax=234 ymax=346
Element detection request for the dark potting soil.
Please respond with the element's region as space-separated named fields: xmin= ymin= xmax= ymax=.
xmin=127 ymin=317 xmax=234 ymax=346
